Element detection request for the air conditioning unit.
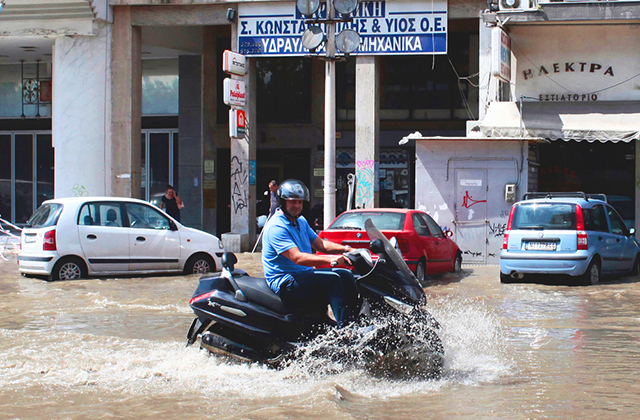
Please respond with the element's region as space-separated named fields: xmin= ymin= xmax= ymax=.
xmin=499 ymin=0 xmax=538 ymax=12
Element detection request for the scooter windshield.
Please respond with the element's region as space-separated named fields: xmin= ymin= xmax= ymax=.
xmin=364 ymin=218 xmax=422 ymax=288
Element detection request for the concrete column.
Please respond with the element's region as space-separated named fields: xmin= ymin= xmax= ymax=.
xmin=223 ymin=22 xmax=256 ymax=252
xmin=178 ymin=55 xmax=203 ymax=230
xmin=111 ymin=6 xmax=142 ymax=198
xmin=355 ymin=55 xmax=380 ymax=209
xmin=202 ymin=27 xmax=218 ymax=235
xmin=52 ymin=21 xmax=111 ymax=198
xmin=478 ymin=22 xmax=493 ymax=119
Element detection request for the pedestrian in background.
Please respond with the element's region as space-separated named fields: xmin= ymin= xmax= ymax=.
xmin=269 ymin=180 xmax=279 ymax=218
xmin=161 ymin=185 xmax=183 ymax=222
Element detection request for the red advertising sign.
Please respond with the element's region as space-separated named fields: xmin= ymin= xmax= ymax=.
xmin=229 ymin=108 xmax=246 ymax=138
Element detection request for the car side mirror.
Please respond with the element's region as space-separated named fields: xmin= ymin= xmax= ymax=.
xmin=444 ymin=229 xmax=453 ymax=238
xmin=169 ymin=220 xmax=178 ymax=231
xmin=629 ymin=228 xmax=635 ymax=236
xmin=370 ymin=238 xmax=385 ymax=254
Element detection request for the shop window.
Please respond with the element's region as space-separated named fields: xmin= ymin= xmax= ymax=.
xmin=0 ymin=132 xmax=54 ymax=225
xmin=336 ymin=60 xmax=356 ymax=121
xmin=0 ymin=63 xmax=52 ymax=118
xmin=36 ymin=134 xmax=54 ymax=206
xmin=257 ymin=57 xmax=311 ymax=123
xmin=15 ymin=134 xmax=33 ymax=223
xmin=379 ymin=32 xmax=472 ymax=121
xmin=0 ymin=135 xmax=11 ymax=220
xmin=334 ymin=147 xmax=412 ymax=213
xmin=142 ymin=59 xmax=179 ymax=115
xmin=0 ymin=65 xmax=22 ymax=118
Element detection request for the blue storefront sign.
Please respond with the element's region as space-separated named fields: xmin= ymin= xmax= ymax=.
xmin=238 ymin=0 xmax=447 ymax=56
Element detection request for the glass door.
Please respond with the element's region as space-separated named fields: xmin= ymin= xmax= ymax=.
xmin=0 ymin=132 xmax=53 ymax=225
xmin=141 ymin=130 xmax=179 ymax=204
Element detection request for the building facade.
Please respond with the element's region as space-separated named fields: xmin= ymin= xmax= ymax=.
xmin=471 ymin=0 xmax=640 ymax=263
xmin=1 ymin=0 xmax=485 ymax=251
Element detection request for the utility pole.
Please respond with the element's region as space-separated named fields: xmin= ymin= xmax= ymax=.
xmin=323 ymin=0 xmax=337 ymax=229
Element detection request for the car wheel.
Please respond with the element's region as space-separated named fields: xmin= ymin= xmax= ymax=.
xmin=581 ymin=259 xmax=600 ymax=286
xmin=452 ymin=253 xmax=462 ymax=273
xmin=414 ymin=260 xmax=426 ymax=283
xmin=51 ymin=257 xmax=87 ymax=281
xmin=630 ymin=255 xmax=640 ymax=276
xmin=500 ymin=272 xmax=514 ymax=284
xmin=184 ymin=254 xmax=215 ymax=274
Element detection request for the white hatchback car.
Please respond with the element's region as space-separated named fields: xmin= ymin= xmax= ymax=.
xmin=17 ymin=197 xmax=224 ymax=280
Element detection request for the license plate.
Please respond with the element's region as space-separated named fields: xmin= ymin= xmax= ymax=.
xmin=525 ymin=241 xmax=557 ymax=251
xmin=24 ymin=235 xmax=36 ymax=243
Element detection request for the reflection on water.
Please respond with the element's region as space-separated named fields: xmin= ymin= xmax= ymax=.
xmin=2 ymin=255 xmax=640 ymax=419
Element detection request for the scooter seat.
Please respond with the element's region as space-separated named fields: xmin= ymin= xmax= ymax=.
xmin=235 ymin=276 xmax=289 ymax=314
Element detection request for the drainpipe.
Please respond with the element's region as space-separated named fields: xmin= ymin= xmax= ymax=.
xmin=519 ymin=95 xmax=524 ymax=138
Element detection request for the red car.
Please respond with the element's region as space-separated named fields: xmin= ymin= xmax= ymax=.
xmin=318 ymin=209 xmax=462 ymax=281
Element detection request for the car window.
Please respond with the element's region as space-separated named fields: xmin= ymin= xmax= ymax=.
xmin=329 ymin=212 xmax=405 ymax=230
xmin=412 ymin=214 xmax=431 ymax=236
xmin=26 ymin=203 xmax=63 ymax=228
xmin=512 ymin=203 xmax=576 ymax=230
xmin=421 ymin=213 xmax=444 ymax=239
xmin=78 ymin=203 xmax=123 ymax=227
xmin=583 ymin=204 xmax=609 ymax=233
xmin=125 ymin=202 xmax=171 ymax=230
xmin=607 ymin=197 xmax=634 ymax=220
xmin=607 ymin=205 xmax=628 ymax=236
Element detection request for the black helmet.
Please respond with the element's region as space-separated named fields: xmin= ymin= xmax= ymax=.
xmin=277 ymin=179 xmax=309 ymax=218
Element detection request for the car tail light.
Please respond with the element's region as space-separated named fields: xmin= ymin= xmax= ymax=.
xmin=502 ymin=233 xmax=509 ymax=250
xmin=396 ymin=237 xmax=410 ymax=254
xmin=43 ymin=229 xmax=57 ymax=251
xmin=576 ymin=205 xmax=588 ymax=250
xmin=503 ymin=205 xmax=516 ymax=249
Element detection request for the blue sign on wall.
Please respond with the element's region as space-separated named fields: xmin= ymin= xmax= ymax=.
xmin=238 ymin=0 xmax=448 ymax=56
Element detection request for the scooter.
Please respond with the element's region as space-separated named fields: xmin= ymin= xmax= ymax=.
xmin=186 ymin=219 xmax=444 ymax=379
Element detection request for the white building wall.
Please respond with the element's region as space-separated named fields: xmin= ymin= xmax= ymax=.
xmin=53 ymin=21 xmax=112 ymax=198
xmin=415 ymin=139 xmax=529 ymax=264
xmin=510 ymin=25 xmax=640 ymax=102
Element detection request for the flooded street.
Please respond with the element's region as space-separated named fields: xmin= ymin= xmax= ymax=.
xmin=2 ymin=251 xmax=640 ymax=419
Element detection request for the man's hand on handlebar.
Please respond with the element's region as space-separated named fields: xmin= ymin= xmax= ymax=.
xmin=329 ymin=254 xmax=352 ymax=267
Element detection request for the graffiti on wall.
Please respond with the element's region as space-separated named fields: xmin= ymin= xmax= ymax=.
xmin=488 ymin=222 xmax=507 ymax=238
xmin=231 ymin=155 xmax=248 ymax=215
xmin=356 ymin=159 xmax=375 ymax=208
xmin=71 ymin=184 xmax=88 ymax=197
xmin=461 ymin=191 xmax=486 ymax=209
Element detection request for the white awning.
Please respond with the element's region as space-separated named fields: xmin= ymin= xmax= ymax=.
xmin=480 ymin=101 xmax=640 ymax=142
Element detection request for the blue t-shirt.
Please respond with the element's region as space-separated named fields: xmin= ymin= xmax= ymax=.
xmin=262 ymin=209 xmax=318 ymax=293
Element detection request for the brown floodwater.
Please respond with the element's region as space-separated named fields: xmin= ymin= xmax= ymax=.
xmin=1 ymin=249 xmax=640 ymax=419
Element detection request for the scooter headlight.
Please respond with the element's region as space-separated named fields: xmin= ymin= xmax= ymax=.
xmin=383 ymin=296 xmax=415 ymax=316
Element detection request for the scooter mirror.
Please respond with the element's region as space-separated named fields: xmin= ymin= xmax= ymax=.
xmin=370 ymin=238 xmax=385 ymax=254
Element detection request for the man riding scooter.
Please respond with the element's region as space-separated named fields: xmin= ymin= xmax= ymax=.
xmin=261 ymin=179 xmax=360 ymax=328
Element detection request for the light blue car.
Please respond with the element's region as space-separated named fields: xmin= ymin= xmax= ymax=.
xmin=500 ymin=192 xmax=640 ymax=285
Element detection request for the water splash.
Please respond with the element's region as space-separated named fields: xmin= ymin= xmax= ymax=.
xmin=0 ymin=297 xmax=512 ymax=404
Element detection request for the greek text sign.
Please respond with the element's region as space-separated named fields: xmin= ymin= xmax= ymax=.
xmin=238 ymin=0 xmax=447 ymax=56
